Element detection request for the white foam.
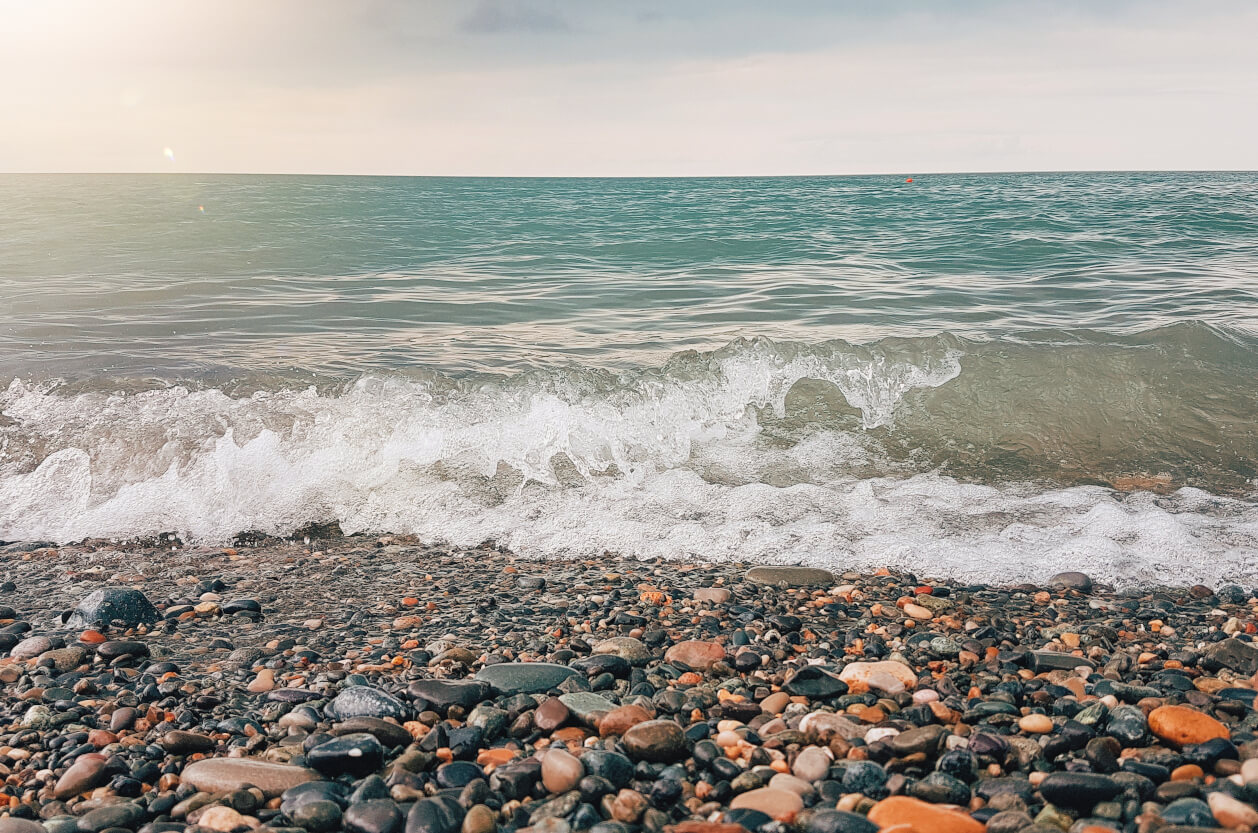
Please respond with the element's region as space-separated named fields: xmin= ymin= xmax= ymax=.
xmin=2 ymin=340 xmax=1256 ymax=587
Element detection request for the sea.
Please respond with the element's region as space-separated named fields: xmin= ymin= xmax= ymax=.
xmin=2 ymin=172 xmax=1256 ymax=587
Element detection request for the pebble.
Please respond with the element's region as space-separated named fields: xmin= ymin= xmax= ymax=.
xmin=621 ymin=720 xmax=688 ymax=762
xmin=728 ymin=788 xmax=804 ymax=822
xmin=1 ymin=536 xmax=1257 ymax=833
xmin=67 ymin=586 xmax=159 ymax=627
xmin=541 ymin=747 xmax=584 ymax=793
xmin=1148 ymin=704 xmax=1231 ymax=747
xmin=182 ymin=758 xmax=320 ymax=797
xmin=473 ymin=661 xmax=579 ymax=694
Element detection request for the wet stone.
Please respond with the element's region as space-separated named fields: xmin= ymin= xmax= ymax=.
xmin=327 ymin=685 xmax=411 ymax=721
xmin=67 ymin=587 xmax=159 ymax=628
xmin=745 ymin=566 xmax=835 ymax=587
xmin=474 ymin=662 xmax=579 ymax=694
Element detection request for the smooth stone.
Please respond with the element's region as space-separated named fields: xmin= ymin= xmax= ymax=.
xmin=67 ymin=587 xmax=159 ymax=628
xmin=53 ymin=754 xmax=108 ymax=800
xmin=327 ymin=685 xmax=411 ymax=721
xmin=1208 ymin=791 xmax=1258 ymax=827
xmin=0 ymin=822 xmax=48 ymax=833
xmin=460 ymin=805 xmax=495 ymax=833
xmin=1038 ymin=773 xmax=1121 ymax=810
xmin=542 ymin=748 xmax=585 ymax=794
xmin=664 ymin=640 xmax=726 ymax=670
xmin=598 ymin=704 xmax=652 ymax=738
xmin=436 ymin=761 xmax=484 ymax=789
xmin=182 ymin=758 xmax=319 ymax=798
xmin=535 ymin=698 xmax=571 ymax=731
xmin=729 ymin=788 xmax=804 ymax=823
xmin=407 ymin=679 xmax=494 ymax=710
xmin=592 ymin=637 xmax=652 ymax=665
xmin=621 ymin=720 xmax=688 ymax=762
xmin=558 ymin=692 xmax=616 ymax=726
xmin=307 ymin=733 xmax=385 ymax=778
xmin=1050 ymin=572 xmax=1093 ymax=592
xmin=11 ymin=636 xmax=53 ymax=660
xmin=803 ymin=809 xmax=877 ymax=833
xmin=745 ymin=566 xmax=834 ymax=587
xmin=1019 ymin=714 xmax=1054 ymax=734
xmin=581 ymin=750 xmax=634 ymax=788
xmin=405 ymin=796 xmax=464 ymax=833
xmin=291 ymin=801 xmax=343 ymax=833
xmin=332 ymin=717 xmax=413 ymax=749
xmin=1148 ymin=705 xmax=1230 ymax=748
xmin=867 ymin=797 xmax=984 ymax=833
xmin=693 ymin=588 xmax=732 ymax=604
xmin=474 ymin=662 xmax=579 ymax=694
xmin=75 ymin=803 xmax=144 ymax=833
xmin=792 ymin=747 xmax=832 ymax=783
xmin=837 ymin=660 xmax=917 ymax=691
xmin=160 ymin=730 xmax=215 ymax=755
xmin=95 ymin=640 xmax=149 ymax=659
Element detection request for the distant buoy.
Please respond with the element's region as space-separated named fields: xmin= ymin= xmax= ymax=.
xmin=905 ymin=178 xmax=914 ymax=183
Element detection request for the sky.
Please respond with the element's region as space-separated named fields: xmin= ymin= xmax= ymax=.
xmin=2 ymin=0 xmax=1256 ymax=176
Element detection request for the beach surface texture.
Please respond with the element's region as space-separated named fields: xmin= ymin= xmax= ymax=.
xmin=1 ymin=533 xmax=1257 ymax=831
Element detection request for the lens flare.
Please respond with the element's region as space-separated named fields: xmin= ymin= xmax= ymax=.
xmin=163 ymin=147 xmax=175 ymax=162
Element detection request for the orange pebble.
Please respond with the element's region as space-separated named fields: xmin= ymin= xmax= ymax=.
xmin=401 ymin=597 xmax=419 ymax=606
xmin=79 ymin=630 xmax=106 ymax=644
xmin=1171 ymin=764 xmax=1204 ymax=781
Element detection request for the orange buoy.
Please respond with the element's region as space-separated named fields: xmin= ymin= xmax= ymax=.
xmin=905 ymin=177 xmax=914 ymax=183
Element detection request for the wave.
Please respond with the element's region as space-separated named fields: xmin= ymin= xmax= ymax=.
xmin=2 ymin=323 xmax=1256 ymax=586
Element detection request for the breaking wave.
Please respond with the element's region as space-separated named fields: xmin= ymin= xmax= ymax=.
xmin=2 ymin=324 xmax=1257 ymax=587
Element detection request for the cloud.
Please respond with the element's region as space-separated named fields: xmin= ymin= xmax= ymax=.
xmin=460 ymin=1 xmax=569 ymax=34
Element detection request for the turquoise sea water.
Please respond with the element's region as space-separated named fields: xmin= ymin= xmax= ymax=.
xmin=2 ymin=172 xmax=1257 ymax=584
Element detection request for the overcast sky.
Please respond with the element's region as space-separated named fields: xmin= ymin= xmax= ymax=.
xmin=2 ymin=0 xmax=1255 ymax=175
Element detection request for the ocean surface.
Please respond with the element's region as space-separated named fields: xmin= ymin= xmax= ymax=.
xmin=2 ymin=172 xmax=1257 ymax=586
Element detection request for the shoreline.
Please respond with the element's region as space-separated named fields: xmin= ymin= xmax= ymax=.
xmin=1 ymin=534 xmax=1258 ymax=832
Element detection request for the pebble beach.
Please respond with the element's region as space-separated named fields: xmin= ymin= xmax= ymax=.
xmin=2 ymin=535 xmax=1258 ymax=833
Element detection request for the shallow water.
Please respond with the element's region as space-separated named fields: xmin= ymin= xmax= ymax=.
xmin=2 ymin=172 xmax=1256 ymax=585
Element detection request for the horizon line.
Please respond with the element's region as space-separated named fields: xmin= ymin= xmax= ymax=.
xmin=2 ymin=168 xmax=1255 ymax=179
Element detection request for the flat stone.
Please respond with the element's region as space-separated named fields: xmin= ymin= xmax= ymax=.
xmin=332 ymin=717 xmax=413 ymax=748
xmin=867 ymin=796 xmax=984 ymax=833
xmin=11 ymin=636 xmax=53 ymax=660
xmin=693 ymin=587 xmax=731 ymax=604
xmin=558 ymin=692 xmax=616 ymax=726
xmin=1038 ymin=772 xmax=1121 ymax=810
xmin=838 ymin=660 xmax=917 ymax=691
xmin=407 ymin=679 xmax=493 ymax=710
xmin=728 ymin=788 xmax=804 ymax=823
xmin=592 ymin=637 xmax=652 ymax=665
xmin=327 ymin=685 xmax=411 ymax=721
xmin=67 ymin=587 xmax=159 ymax=628
xmin=182 ymin=758 xmax=319 ymax=798
xmin=745 ymin=566 xmax=834 ymax=587
xmin=475 ymin=662 xmax=579 ymax=694
xmin=664 ymin=640 xmax=726 ymax=670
